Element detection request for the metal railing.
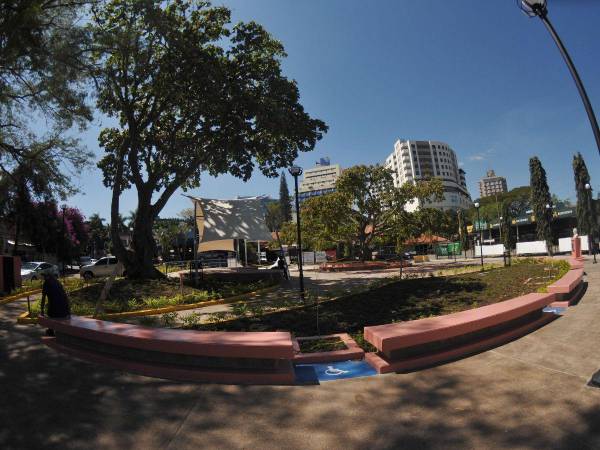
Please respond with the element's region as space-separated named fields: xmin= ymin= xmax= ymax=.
xmin=159 ymin=258 xmax=229 ymax=275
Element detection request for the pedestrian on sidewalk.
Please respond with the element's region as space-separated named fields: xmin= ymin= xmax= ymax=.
xmin=39 ymin=273 xmax=71 ymax=336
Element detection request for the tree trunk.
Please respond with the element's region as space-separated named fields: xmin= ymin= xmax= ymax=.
xmin=127 ymin=204 xmax=162 ymax=279
xmin=108 ymin=150 xmax=163 ymax=280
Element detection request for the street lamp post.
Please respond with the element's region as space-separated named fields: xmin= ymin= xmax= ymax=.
xmin=61 ymin=205 xmax=67 ymax=276
xmin=518 ymin=0 xmax=600 ymax=159
xmin=495 ymin=193 xmax=502 ymax=243
xmin=288 ymin=166 xmax=305 ymax=299
xmin=585 ymin=183 xmax=597 ymax=264
xmin=546 ymin=202 xmax=554 ymax=256
xmin=474 ymin=202 xmax=484 ymax=269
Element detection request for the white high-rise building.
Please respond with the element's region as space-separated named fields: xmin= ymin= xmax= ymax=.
xmin=384 ymin=139 xmax=472 ymax=211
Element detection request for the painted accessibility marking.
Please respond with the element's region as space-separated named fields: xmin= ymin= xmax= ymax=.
xmin=543 ymin=306 xmax=566 ymax=315
xmin=325 ymin=366 xmax=350 ymax=376
xmin=295 ymin=360 xmax=378 ymax=384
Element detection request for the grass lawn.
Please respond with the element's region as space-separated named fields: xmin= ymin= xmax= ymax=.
xmin=27 ymin=277 xmax=275 ymax=317
xmin=2 ymin=277 xmax=93 ymax=298
xmin=192 ymin=259 xmax=569 ymax=348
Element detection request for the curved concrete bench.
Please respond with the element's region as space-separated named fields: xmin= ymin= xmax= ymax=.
xmin=548 ymin=268 xmax=585 ymax=308
xmin=567 ymin=257 xmax=585 ymax=270
xmin=364 ymin=292 xmax=557 ymax=374
xmin=39 ymin=316 xmax=295 ymax=385
xmin=320 ymin=261 xmax=411 ymax=272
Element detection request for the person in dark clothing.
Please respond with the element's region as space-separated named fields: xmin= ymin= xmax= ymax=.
xmin=277 ymin=257 xmax=289 ymax=280
xmin=39 ymin=273 xmax=71 ymax=336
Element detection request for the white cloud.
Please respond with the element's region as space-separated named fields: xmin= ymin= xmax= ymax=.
xmin=468 ymin=148 xmax=495 ymax=162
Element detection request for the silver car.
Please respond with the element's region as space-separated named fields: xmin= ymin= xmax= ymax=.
xmin=21 ymin=261 xmax=59 ymax=281
xmin=80 ymin=256 xmax=125 ymax=279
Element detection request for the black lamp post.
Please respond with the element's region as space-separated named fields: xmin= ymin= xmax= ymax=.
xmin=518 ymin=0 xmax=600 ymax=159
xmin=585 ymin=183 xmax=597 ymax=264
xmin=288 ymin=166 xmax=305 ymax=299
xmin=546 ymin=202 xmax=554 ymax=256
xmin=474 ymin=202 xmax=484 ymax=269
xmin=61 ymin=205 xmax=67 ymax=276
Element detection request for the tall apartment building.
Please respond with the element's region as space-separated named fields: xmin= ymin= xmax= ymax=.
xmin=478 ymin=170 xmax=507 ymax=198
xmin=384 ymin=139 xmax=472 ymax=211
xmin=298 ymin=157 xmax=342 ymax=202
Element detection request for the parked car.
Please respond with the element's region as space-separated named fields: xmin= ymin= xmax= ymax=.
xmin=21 ymin=261 xmax=59 ymax=281
xmin=80 ymin=256 xmax=125 ymax=279
xmin=78 ymin=256 xmax=94 ymax=267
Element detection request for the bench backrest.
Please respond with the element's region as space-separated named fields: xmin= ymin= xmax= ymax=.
xmin=364 ymin=292 xmax=555 ymax=353
xmin=39 ymin=315 xmax=294 ymax=359
xmin=547 ymin=268 xmax=583 ymax=294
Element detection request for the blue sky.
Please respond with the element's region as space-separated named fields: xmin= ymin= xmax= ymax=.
xmin=69 ymin=0 xmax=600 ymax=220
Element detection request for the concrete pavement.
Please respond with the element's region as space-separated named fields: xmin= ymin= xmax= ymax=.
xmin=2 ymin=259 xmax=600 ymax=449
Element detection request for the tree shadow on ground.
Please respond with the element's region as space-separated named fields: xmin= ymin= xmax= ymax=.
xmin=3 ymin=298 xmax=600 ymax=449
xmin=196 ymin=276 xmax=488 ymax=337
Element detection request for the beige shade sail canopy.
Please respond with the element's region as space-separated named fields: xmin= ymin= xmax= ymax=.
xmin=186 ymin=196 xmax=273 ymax=253
xmin=198 ymin=239 xmax=235 ymax=253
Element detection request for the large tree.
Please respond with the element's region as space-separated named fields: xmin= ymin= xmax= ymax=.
xmin=92 ymin=0 xmax=326 ymax=278
xmin=294 ymin=165 xmax=443 ymax=260
xmin=279 ymin=171 xmax=292 ymax=222
xmin=469 ymin=186 xmax=531 ymax=224
xmin=573 ymin=152 xmax=597 ymax=249
xmin=529 ymin=156 xmax=553 ymax=254
xmin=413 ymin=208 xmax=457 ymax=241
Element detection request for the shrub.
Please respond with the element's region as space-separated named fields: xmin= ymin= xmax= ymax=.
xmin=181 ymin=312 xmax=202 ymax=328
xmin=161 ymin=312 xmax=178 ymax=327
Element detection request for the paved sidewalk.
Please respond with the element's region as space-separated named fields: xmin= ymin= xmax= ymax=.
xmin=2 ymin=259 xmax=600 ymax=449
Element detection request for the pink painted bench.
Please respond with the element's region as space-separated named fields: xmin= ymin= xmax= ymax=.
xmin=548 ymin=267 xmax=584 ymax=307
xmin=364 ymin=292 xmax=556 ymax=374
xmin=548 ymin=268 xmax=583 ymax=295
xmin=39 ymin=315 xmax=295 ymax=385
xmin=567 ymin=258 xmax=584 ymax=270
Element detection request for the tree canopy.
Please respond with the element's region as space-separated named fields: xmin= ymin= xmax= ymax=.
xmin=92 ymin=0 xmax=327 ymax=278
xmin=288 ymin=165 xmax=443 ymax=259
xmin=0 ymin=1 xmax=94 ymax=246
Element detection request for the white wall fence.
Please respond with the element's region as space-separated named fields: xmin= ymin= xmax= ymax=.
xmin=558 ymin=236 xmax=589 ymax=253
xmin=474 ymin=237 xmax=590 ymax=257
xmin=516 ymin=241 xmax=548 ymax=255
xmin=474 ymin=244 xmax=506 ymax=257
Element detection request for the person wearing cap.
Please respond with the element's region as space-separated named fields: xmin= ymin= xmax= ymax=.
xmin=39 ymin=273 xmax=71 ymax=336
